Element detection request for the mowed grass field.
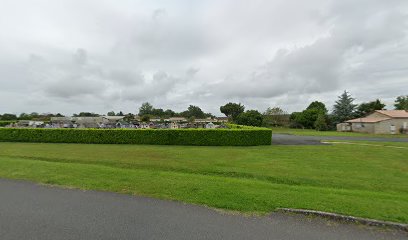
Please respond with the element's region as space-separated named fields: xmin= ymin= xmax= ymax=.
xmin=0 ymin=142 xmax=407 ymax=223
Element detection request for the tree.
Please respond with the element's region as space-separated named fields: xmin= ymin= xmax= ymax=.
xmin=181 ymin=105 xmax=205 ymax=119
xmin=236 ymin=110 xmax=263 ymax=127
xmin=263 ymin=107 xmax=289 ymax=127
xmin=116 ymin=111 xmax=124 ymax=116
xmin=141 ymin=115 xmax=151 ymax=122
xmin=151 ymin=108 xmax=165 ymax=117
xmin=107 ymin=111 xmax=116 ymax=116
xmin=0 ymin=113 xmax=17 ymax=120
xmin=289 ymin=101 xmax=328 ymax=129
xmin=394 ymin=95 xmax=408 ymax=110
xmin=164 ymin=109 xmax=175 ymax=117
xmin=355 ymin=99 xmax=386 ymax=117
xmin=306 ymin=101 xmax=327 ymax=113
xmin=332 ymin=91 xmax=357 ymax=123
xmin=138 ymin=102 xmax=154 ymax=116
xmin=220 ymin=102 xmax=245 ymax=121
xmin=74 ymin=112 xmax=99 ymax=117
xmin=314 ymin=114 xmax=328 ymax=131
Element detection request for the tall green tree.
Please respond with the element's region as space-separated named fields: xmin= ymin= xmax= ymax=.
xmin=138 ymin=102 xmax=154 ymax=116
xmin=355 ymin=99 xmax=386 ymax=117
xmin=332 ymin=91 xmax=357 ymax=123
xmin=306 ymin=101 xmax=327 ymax=113
xmin=220 ymin=102 xmax=245 ymax=121
xmin=394 ymin=95 xmax=408 ymax=110
xmin=107 ymin=111 xmax=116 ymax=116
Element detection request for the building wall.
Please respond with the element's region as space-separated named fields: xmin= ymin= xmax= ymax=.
xmin=374 ymin=119 xmax=408 ymax=134
xmin=350 ymin=122 xmax=375 ymax=133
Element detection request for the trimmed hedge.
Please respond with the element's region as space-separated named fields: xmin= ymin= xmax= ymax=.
xmin=0 ymin=127 xmax=272 ymax=146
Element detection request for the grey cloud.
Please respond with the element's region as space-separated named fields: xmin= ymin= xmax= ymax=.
xmin=0 ymin=0 xmax=407 ymax=115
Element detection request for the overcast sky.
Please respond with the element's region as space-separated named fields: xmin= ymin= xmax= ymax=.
xmin=1 ymin=0 xmax=407 ymax=116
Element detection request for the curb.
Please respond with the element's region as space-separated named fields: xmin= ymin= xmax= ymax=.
xmin=276 ymin=208 xmax=408 ymax=232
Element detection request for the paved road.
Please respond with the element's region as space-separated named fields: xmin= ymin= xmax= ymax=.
xmin=0 ymin=179 xmax=406 ymax=240
xmin=272 ymin=133 xmax=408 ymax=145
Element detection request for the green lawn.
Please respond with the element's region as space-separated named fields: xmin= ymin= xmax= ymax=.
xmin=271 ymin=127 xmax=408 ymax=138
xmin=0 ymin=142 xmax=407 ymax=223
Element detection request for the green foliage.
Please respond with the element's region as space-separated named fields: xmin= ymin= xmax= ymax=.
xmin=235 ymin=110 xmax=263 ymax=127
xmin=73 ymin=112 xmax=100 ymax=117
xmin=138 ymin=102 xmax=154 ymax=116
xmin=220 ymin=102 xmax=245 ymax=121
xmin=314 ymin=114 xmax=328 ymax=131
xmin=164 ymin=109 xmax=176 ymax=117
xmin=0 ymin=113 xmax=18 ymax=121
xmin=0 ymin=121 xmax=16 ymax=127
xmin=107 ymin=111 xmax=116 ymax=116
xmin=332 ymin=90 xmax=357 ymax=123
xmin=306 ymin=101 xmax=327 ymax=113
xmin=0 ymin=127 xmax=272 ymax=146
xmin=290 ymin=101 xmax=328 ymax=129
xmin=181 ymin=105 xmax=206 ymax=119
xmin=151 ymin=108 xmax=165 ymax=117
xmin=355 ymin=99 xmax=386 ymax=117
xmin=140 ymin=115 xmax=151 ymax=122
xmin=394 ymin=95 xmax=408 ymax=110
xmin=263 ymin=107 xmax=289 ymax=127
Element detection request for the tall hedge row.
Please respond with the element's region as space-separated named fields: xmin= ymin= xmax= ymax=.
xmin=0 ymin=127 xmax=272 ymax=146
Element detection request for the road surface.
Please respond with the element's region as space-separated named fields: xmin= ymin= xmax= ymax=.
xmin=0 ymin=179 xmax=405 ymax=240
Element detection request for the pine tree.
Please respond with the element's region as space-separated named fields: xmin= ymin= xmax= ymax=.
xmin=332 ymin=90 xmax=357 ymax=123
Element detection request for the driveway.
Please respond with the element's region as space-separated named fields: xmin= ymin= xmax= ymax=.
xmin=0 ymin=179 xmax=405 ymax=240
xmin=272 ymin=133 xmax=408 ymax=145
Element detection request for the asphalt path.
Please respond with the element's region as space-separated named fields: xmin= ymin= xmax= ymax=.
xmin=0 ymin=179 xmax=406 ymax=240
xmin=272 ymin=133 xmax=408 ymax=145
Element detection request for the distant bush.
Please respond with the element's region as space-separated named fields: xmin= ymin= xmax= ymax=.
xmin=0 ymin=127 xmax=272 ymax=146
xmin=0 ymin=121 xmax=16 ymax=127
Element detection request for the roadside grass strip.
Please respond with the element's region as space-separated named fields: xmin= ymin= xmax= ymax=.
xmin=323 ymin=141 xmax=408 ymax=149
xmin=0 ymin=157 xmax=407 ymax=224
xmin=0 ymin=142 xmax=407 ymax=224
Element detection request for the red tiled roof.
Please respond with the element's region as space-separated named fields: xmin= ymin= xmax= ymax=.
xmin=375 ymin=110 xmax=408 ymax=118
xmin=346 ymin=117 xmax=391 ymax=123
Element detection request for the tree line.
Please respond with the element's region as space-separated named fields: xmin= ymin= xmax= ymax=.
xmin=1 ymin=94 xmax=407 ymax=129
xmin=289 ymin=92 xmax=408 ymax=131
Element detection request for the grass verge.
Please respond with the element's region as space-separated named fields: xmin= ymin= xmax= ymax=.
xmin=0 ymin=142 xmax=407 ymax=223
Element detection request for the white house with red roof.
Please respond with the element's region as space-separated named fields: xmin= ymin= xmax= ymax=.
xmin=337 ymin=110 xmax=408 ymax=134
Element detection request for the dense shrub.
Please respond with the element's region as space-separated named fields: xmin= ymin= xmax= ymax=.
xmin=0 ymin=121 xmax=16 ymax=127
xmin=235 ymin=110 xmax=263 ymax=127
xmin=0 ymin=127 xmax=272 ymax=146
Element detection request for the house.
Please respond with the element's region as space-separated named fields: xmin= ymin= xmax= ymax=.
xmin=205 ymin=122 xmax=216 ymax=129
xmin=337 ymin=110 xmax=408 ymax=134
xmin=215 ymin=117 xmax=229 ymax=123
xmin=16 ymin=120 xmax=44 ymax=128
xmin=167 ymin=117 xmax=187 ymax=122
